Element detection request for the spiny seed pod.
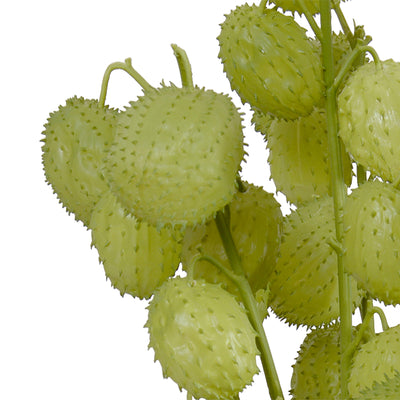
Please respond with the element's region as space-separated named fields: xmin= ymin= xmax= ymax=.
xmin=268 ymin=196 xmax=363 ymax=327
xmin=338 ymin=59 xmax=400 ymax=183
xmin=181 ymin=182 xmax=283 ymax=297
xmin=41 ymin=96 xmax=118 ymax=226
xmin=218 ymin=3 xmax=323 ymax=120
xmin=105 ymin=84 xmax=244 ymax=230
xmin=89 ymin=191 xmax=182 ymax=299
xmin=343 ymin=180 xmax=400 ymax=305
xmin=291 ymin=324 xmax=343 ymax=399
xmin=269 ymin=0 xmax=350 ymax=15
xmin=256 ymin=108 xmax=352 ymax=205
xmin=146 ymin=277 xmax=259 ymax=400
xmin=349 ymin=324 xmax=400 ymax=399
xmin=357 ymin=370 xmax=400 ymax=400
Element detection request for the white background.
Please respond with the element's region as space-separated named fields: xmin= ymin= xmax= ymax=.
xmin=2 ymin=1 xmax=400 ymax=399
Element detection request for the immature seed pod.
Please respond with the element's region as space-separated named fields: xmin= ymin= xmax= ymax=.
xmin=343 ymin=180 xmax=400 ymax=305
xmin=218 ymin=3 xmax=323 ymax=120
xmin=338 ymin=59 xmax=400 ymax=183
xmin=181 ymin=182 xmax=283 ymax=296
xmin=89 ymin=191 xmax=182 ymax=299
xmin=254 ymin=108 xmax=352 ymax=205
xmin=268 ymin=196 xmax=363 ymax=327
xmin=348 ymin=324 xmax=400 ymax=398
xmin=105 ymin=84 xmax=244 ymax=230
xmin=41 ymin=96 xmax=118 ymax=226
xmin=291 ymin=324 xmax=342 ymax=399
xmin=146 ymin=277 xmax=259 ymax=400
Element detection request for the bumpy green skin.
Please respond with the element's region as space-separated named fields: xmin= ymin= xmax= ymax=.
xmin=355 ymin=370 xmax=400 ymax=400
xmin=218 ymin=4 xmax=323 ymax=120
xmin=291 ymin=324 xmax=343 ymax=399
xmin=338 ymin=60 xmax=400 ymax=183
xmin=146 ymin=277 xmax=259 ymax=400
xmin=89 ymin=191 xmax=182 ymax=299
xmin=349 ymin=325 xmax=400 ymax=398
xmin=181 ymin=183 xmax=282 ymax=296
xmin=258 ymin=108 xmax=352 ymax=205
xmin=41 ymin=97 xmax=117 ymax=226
xmin=105 ymin=85 xmax=244 ymax=229
xmin=343 ymin=180 xmax=400 ymax=305
xmin=269 ymin=0 xmax=349 ymax=15
xmin=268 ymin=196 xmax=363 ymax=327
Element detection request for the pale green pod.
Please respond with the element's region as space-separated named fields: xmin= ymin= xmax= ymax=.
xmin=343 ymin=180 xmax=400 ymax=305
xmin=349 ymin=324 xmax=400 ymax=398
xmin=146 ymin=277 xmax=259 ymax=400
xmin=268 ymin=196 xmax=363 ymax=327
xmin=181 ymin=183 xmax=283 ymax=296
xmin=218 ymin=4 xmax=323 ymax=120
xmin=41 ymin=96 xmax=118 ymax=226
xmin=105 ymin=85 xmax=244 ymax=229
xmin=338 ymin=60 xmax=400 ymax=183
xmin=262 ymin=108 xmax=352 ymax=205
xmin=90 ymin=191 xmax=182 ymax=299
xmin=355 ymin=371 xmax=400 ymax=400
xmin=291 ymin=324 xmax=342 ymax=399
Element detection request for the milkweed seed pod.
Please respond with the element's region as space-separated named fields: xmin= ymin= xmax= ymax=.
xmin=338 ymin=59 xmax=400 ymax=183
xmin=343 ymin=180 xmax=400 ymax=305
xmin=268 ymin=0 xmax=350 ymax=15
xmin=41 ymin=96 xmax=118 ymax=226
xmin=291 ymin=323 xmax=344 ymax=399
xmin=181 ymin=183 xmax=283 ymax=296
xmin=146 ymin=277 xmax=259 ymax=400
xmin=348 ymin=324 xmax=400 ymax=399
xmin=356 ymin=370 xmax=400 ymax=400
xmin=268 ymin=196 xmax=363 ymax=327
xmin=105 ymin=84 xmax=244 ymax=230
xmin=255 ymin=108 xmax=352 ymax=205
xmin=218 ymin=3 xmax=323 ymax=120
xmin=89 ymin=191 xmax=182 ymax=299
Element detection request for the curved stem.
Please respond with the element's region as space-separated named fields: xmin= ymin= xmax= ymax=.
xmin=99 ymin=58 xmax=154 ymax=107
xmin=374 ymin=306 xmax=390 ymax=331
xmin=171 ymin=44 xmax=194 ymax=89
xmin=320 ymin=2 xmax=352 ymax=399
xmin=333 ymin=45 xmax=381 ymax=93
xmin=215 ymin=210 xmax=284 ymax=400
xmin=332 ymin=1 xmax=356 ymax=47
xmin=259 ymin=0 xmax=268 ymax=10
xmin=296 ymin=0 xmax=323 ymax=41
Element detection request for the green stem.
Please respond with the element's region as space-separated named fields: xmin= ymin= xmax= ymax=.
xmin=214 ymin=210 xmax=284 ymax=400
xmin=332 ymin=1 xmax=356 ymax=48
xmin=296 ymin=0 xmax=323 ymax=41
xmin=319 ymin=2 xmax=352 ymax=399
xmin=171 ymin=44 xmax=194 ymax=89
xmin=99 ymin=58 xmax=154 ymax=107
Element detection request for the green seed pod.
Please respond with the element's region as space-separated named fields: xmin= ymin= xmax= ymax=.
xmin=338 ymin=60 xmax=400 ymax=183
xmin=269 ymin=0 xmax=350 ymax=15
xmin=268 ymin=196 xmax=363 ymax=327
xmin=41 ymin=96 xmax=118 ymax=226
xmin=343 ymin=180 xmax=400 ymax=305
xmin=260 ymin=108 xmax=352 ymax=205
xmin=356 ymin=371 xmax=400 ymax=400
xmin=105 ymin=84 xmax=244 ymax=230
xmin=181 ymin=182 xmax=283 ymax=296
xmin=89 ymin=191 xmax=182 ymax=299
xmin=218 ymin=4 xmax=323 ymax=120
xmin=349 ymin=324 xmax=400 ymax=398
xmin=146 ymin=277 xmax=259 ymax=400
xmin=291 ymin=324 xmax=342 ymax=399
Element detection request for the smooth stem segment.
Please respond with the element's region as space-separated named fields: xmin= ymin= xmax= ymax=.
xmin=99 ymin=58 xmax=154 ymax=107
xmin=215 ymin=210 xmax=284 ymax=400
xmin=296 ymin=0 xmax=323 ymax=41
xmin=332 ymin=1 xmax=356 ymax=47
xmin=171 ymin=44 xmax=194 ymax=89
xmin=319 ymin=2 xmax=352 ymax=399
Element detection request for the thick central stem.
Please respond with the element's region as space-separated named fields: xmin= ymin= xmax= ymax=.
xmin=215 ymin=210 xmax=284 ymax=400
xmin=319 ymin=1 xmax=353 ymax=399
